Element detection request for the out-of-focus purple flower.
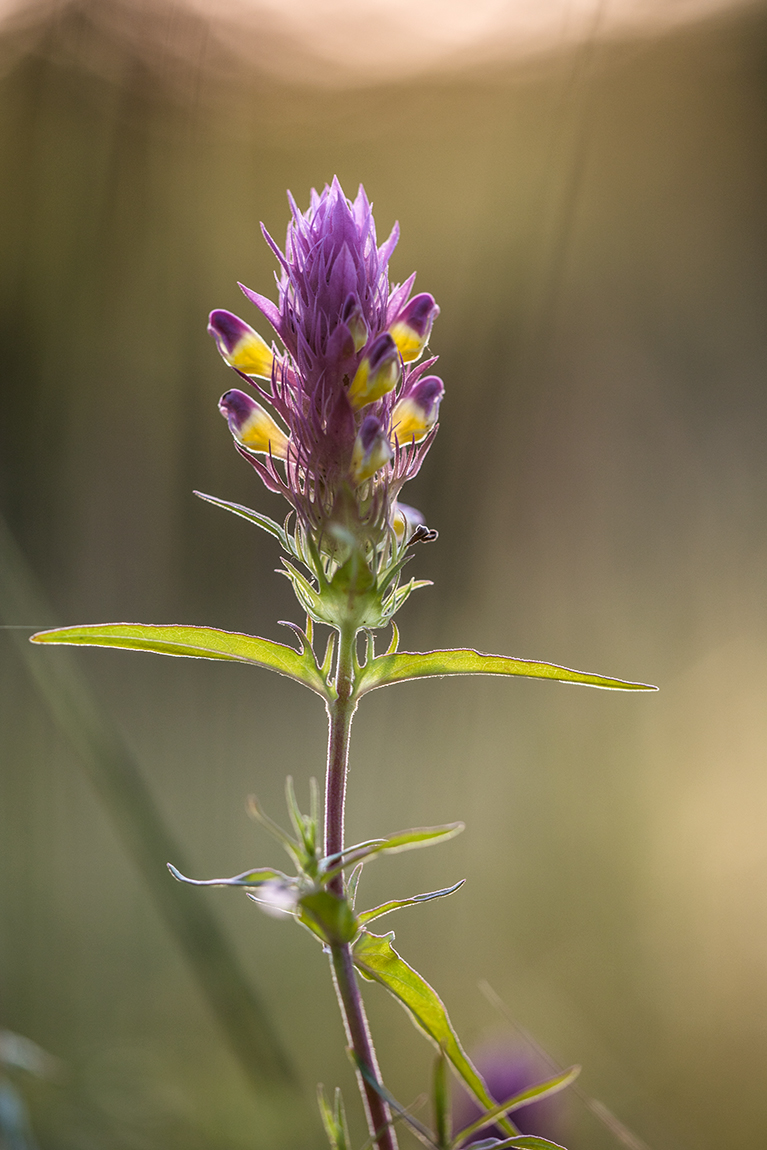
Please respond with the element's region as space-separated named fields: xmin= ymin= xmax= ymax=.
xmin=452 ymin=1039 xmax=570 ymax=1145
xmin=208 ymin=178 xmax=442 ymax=558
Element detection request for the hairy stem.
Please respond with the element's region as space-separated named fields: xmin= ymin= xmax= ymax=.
xmin=325 ymin=625 xmax=398 ymax=1150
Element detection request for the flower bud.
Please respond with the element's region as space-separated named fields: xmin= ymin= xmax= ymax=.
xmin=208 ymin=310 xmax=274 ymax=379
xmin=341 ymin=293 xmax=369 ymax=353
xmin=218 ymin=390 xmax=289 ymax=459
xmin=388 ymin=293 xmax=439 ymax=363
xmin=351 ymin=415 xmax=394 ymax=483
xmin=391 ymin=375 xmax=444 ymax=444
xmin=347 ymin=332 xmax=401 ymax=410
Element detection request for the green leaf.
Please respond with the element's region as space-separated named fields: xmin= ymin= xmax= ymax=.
xmin=453 ymin=1066 xmax=580 ymax=1146
xmin=356 ymin=648 xmax=658 ymax=695
xmin=357 ymin=881 xmax=465 ymax=926
xmin=464 ymin=1139 xmax=567 ymax=1150
xmin=352 ymin=932 xmax=518 ymax=1137
xmin=31 ymin=623 xmax=330 ymax=697
xmin=298 ymin=891 xmax=358 ymax=945
xmin=168 ymin=864 xmax=290 ymax=888
xmin=321 ymin=824 xmax=464 ymax=883
xmin=194 ymin=490 xmax=293 ymax=552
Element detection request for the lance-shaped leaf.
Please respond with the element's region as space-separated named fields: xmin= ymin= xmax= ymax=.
xmin=168 ymin=864 xmax=291 ymax=888
xmin=31 ymin=623 xmax=330 ymax=697
xmin=358 ymin=881 xmax=465 ymax=927
xmin=453 ymin=1066 xmax=580 ymax=1147
xmin=355 ymin=649 xmax=657 ymax=695
xmin=352 ymin=932 xmax=518 ymax=1138
xmin=321 ymin=824 xmax=464 ymax=882
xmin=463 ymin=1140 xmax=567 ymax=1150
xmin=194 ymin=490 xmax=295 ymax=553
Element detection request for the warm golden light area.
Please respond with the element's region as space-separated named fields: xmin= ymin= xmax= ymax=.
xmin=0 ymin=0 xmax=759 ymax=84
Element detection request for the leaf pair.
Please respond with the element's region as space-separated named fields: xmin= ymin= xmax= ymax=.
xmin=31 ymin=625 xmax=657 ymax=699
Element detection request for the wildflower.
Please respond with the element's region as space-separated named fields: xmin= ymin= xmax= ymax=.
xmin=351 ymin=415 xmax=394 ymax=484
xmin=389 ymin=293 xmax=439 ymax=363
xmin=208 ymin=178 xmax=444 ymax=625
xmin=218 ymin=389 xmax=289 ymax=458
xmin=208 ymin=310 xmax=274 ymax=379
xmin=392 ymin=375 xmax=444 ymax=445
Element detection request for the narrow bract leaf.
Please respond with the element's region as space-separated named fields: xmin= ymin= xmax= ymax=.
xmin=358 ymin=881 xmax=465 ymax=926
xmin=168 ymin=863 xmax=289 ymax=887
xmin=352 ymin=932 xmax=518 ymax=1137
xmin=453 ymin=1066 xmax=580 ymax=1146
xmin=247 ymin=795 xmax=303 ymax=868
xmin=194 ymin=491 xmax=292 ymax=551
xmin=356 ymin=649 xmax=658 ymax=695
xmin=31 ymin=623 xmax=330 ymax=697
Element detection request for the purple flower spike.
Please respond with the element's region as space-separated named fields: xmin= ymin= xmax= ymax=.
xmin=209 ymin=178 xmax=444 ymax=604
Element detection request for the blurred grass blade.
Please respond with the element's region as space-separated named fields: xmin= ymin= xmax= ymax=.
xmin=31 ymin=622 xmax=330 ymax=697
xmin=356 ymin=649 xmax=658 ymax=695
xmin=352 ymin=931 xmax=518 ymax=1137
xmin=357 ymin=881 xmax=465 ymax=927
xmin=452 ymin=1066 xmax=580 ymax=1146
xmin=0 ymin=513 xmax=300 ymax=1092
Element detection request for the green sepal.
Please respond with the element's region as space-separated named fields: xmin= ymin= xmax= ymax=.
xmin=352 ymin=931 xmax=517 ymax=1137
xmin=31 ymin=623 xmax=331 ymax=698
xmin=356 ymin=648 xmax=658 ymax=695
xmin=357 ymin=880 xmax=465 ymax=927
xmin=453 ymin=1066 xmax=580 ymax=1147
xmin=299 ymin=890 xmax=358 ymax=945
xmin=167 ymin=863 xmax=290 ymax=888
xmin=194 ymin=490 xmax=295 ymax=553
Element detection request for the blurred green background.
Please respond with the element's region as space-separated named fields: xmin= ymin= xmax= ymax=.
xmin=2 ymin=1 xmax=767 ymax=1147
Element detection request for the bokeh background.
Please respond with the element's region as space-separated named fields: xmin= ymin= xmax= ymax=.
xmin=2 ymin=0 xmax=767 ymax=1147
